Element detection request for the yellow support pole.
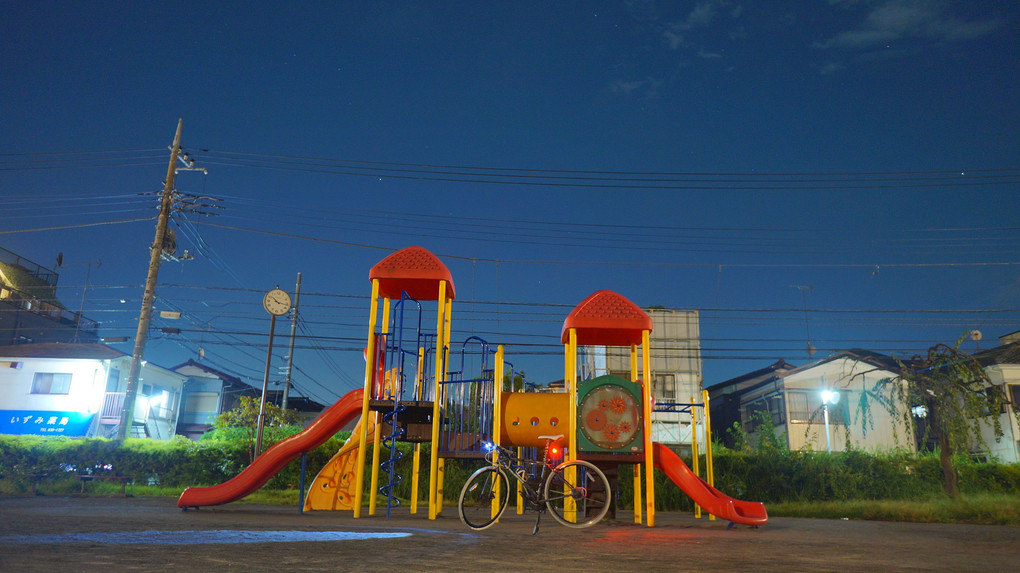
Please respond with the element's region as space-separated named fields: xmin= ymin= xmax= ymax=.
xmin=428 ymin=280 xmax=448 ymax=520
xmin=353 ymin=279 xmax=380 ymax=518
xmin=493 ymin=346 xmax=504 ymax=445
xmin=642 ymin=329 xmax=655 ymax=527
xmin=369 ymin=410 xmax=381 ymax=515
xmin=630 ymin=343 xmax=643 ymax=523
xmin=567 ymin=329 xmax=578 ymax=464
xmin=410 ymin=347 xmax=426 ymax=514
xmin=690 ymin=395 xmax=701 ymax=519
xmin=492 ymin=345 xmax=505 ymax=522
xmin=368 ymin=299 xmax=391 ymax=516
xmin=435 ymin=299 xmax=452 ymax=514
xmin=633 ymin=464 xmax=642 ymax=524
xmin=703 ymin=388 xmax=716 ymax=521
xmin=630 ymin=344 xmax=638 ymax=382
xmin=416 ymin=347 xmax=426 ymax=400
xmin=410 ymin=445 xmax=421 ymax=514
xmin=562 ymin=329 xmax=578 ymax=523
xmin=517 ymin=444 xmax=525 ymax=515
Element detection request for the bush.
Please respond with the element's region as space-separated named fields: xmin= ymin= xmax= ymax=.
xmin=3 ymin=433 xmax=1020 ymax=510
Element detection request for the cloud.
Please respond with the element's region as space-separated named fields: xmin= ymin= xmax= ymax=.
xmin=662 ymin=0 xmax=742 ymax=50
xmin=662 ymin=28 xmax=684 ymax=50
xmin=697 ymin=47 xmax=723 ymax=59
xmin=816 ymin=0 xmax=1003 ymax=50
xmin=817 ymin=61 xmax=843 ymax=75
xmin=610 ymin=77 xmax=662 ymax=100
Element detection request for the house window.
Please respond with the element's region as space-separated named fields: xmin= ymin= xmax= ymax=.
xmin=744 ymin=400 xmax=767 ymax=431
xmin=653 ymin=373 xmax=676 ymax=403
xmin=744 ymin=394 xmax=784 ymax=430
xmin=31 ymin=373 xmax=72 ymax=395
xmin=1009 ymin=385 xmax=1020 ymax=408
xmin=787 ymin=390 xmax=847 ymax=425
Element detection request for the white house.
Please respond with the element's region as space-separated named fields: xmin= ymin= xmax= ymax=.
xmin=172 ymin=359 xmax=328 ymax=440
xmin=173 ymin=359 xmax=256 ymax=440
xmin=0 ymin=343 xmax=185 ymax=439
xmin=973 ymin=333 xmax=1020 ymax=462
xmin=709 ymin=350 xmax=915 ymax=453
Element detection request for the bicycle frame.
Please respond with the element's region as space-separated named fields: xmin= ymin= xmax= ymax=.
xmin=459 ymin=437 xmax=612 ymax=533
xmin=483 ymin=441 xmax=559 ymax=509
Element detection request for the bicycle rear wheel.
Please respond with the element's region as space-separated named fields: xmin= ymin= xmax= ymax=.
xmin=458 ymin=466 xmax=510 ymax=530
xmin=543 ymin=460 xmax=611 ymax=528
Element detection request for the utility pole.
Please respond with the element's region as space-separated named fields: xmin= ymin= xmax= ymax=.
xmin=282 ymin=272 xmax=301 ymax=410
xmin=117 ymin=119 xmax=184 ymax=440
xmin=790 ymin=284 xmax=816 ymax=357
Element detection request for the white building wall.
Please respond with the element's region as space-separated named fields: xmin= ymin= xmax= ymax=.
xmin=0 ymin=357 xmax=109 ymax=436
xmin=974 ymin=364 xmax=1020 ymax=463
xmin=0 ymin=357 xmax=109 ymax=413
xmin=593 ymin=309 xmax=703 ymax=446
xmin=780 ymin=359 xmax=913 ymax=453
xmin=0 ymin=354 xmax=186 ymax=439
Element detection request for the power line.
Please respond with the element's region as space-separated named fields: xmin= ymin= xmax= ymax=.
xmin=189 ymin=219 xmax=1020 ymax=269
xmin=0 ymin=216 xmax=155 ymax=235
xmin=193 ymin=149 xmax=1020 ymax=191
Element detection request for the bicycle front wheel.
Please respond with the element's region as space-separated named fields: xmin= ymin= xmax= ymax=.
xmin=543 ymin=460 xmax=611 ymax=528
xmin=458 ymin=466 xmax=510 ymax=530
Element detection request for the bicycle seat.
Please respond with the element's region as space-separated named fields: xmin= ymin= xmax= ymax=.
xmin=537 ymin=434 xmax=564 ymax=442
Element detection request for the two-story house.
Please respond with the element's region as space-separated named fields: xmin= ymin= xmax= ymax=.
xmin=973 ymin=332 xmax=1020 ymax=462
xmin=708 ymin=349 xmax=914 ymax=453
xmin=0 ymin=343 xmax=185 ymax=439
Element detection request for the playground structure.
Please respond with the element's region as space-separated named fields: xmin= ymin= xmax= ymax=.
xmin=177 ymin=246 xmax=767 ymax=528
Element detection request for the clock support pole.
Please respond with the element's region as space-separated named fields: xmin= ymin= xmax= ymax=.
xmin=255 ymin=313 xmax=278 ymax=456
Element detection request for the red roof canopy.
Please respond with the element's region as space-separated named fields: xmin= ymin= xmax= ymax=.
xmin=369 ymin=246 xmax=455 ymax=301
xmin=560 ymin=290 xmax=652 ymax=346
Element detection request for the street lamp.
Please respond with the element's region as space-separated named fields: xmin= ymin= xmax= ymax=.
xmin=820 ymin=390 xmax=839 ymax=454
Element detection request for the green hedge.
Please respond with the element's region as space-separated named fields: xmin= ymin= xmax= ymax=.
xmin=612 ymin=447 xmax=1020 ymax=510
xmin=4 ymin=434 xmax=1020 ymax=510
xmin=0 ymin=432 xmax=348 ymax=491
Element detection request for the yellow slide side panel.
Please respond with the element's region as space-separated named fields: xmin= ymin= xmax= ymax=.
xmin=500 ymin=392 xmax=570 ymax=448
xmin=304 ymin=414 xmax=376 ymax=511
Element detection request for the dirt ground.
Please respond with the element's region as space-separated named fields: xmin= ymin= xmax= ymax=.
xmin=1 ymin=495 xmax=1018 ymax=572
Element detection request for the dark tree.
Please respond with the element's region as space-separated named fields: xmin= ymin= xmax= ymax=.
xmin=866 ymin=339 xmax=1009 ymax=497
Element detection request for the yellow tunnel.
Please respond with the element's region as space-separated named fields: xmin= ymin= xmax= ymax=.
xmin=499 ymin=392 xmax=570 ymax=448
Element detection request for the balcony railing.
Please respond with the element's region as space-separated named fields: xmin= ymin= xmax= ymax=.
xmin=0 ymin=285 xmax=98 ymax=335
xmin=100 ymin=392 xmax=125 ymax=424
xmin=0 ymin=246 xmax=59 ymax=287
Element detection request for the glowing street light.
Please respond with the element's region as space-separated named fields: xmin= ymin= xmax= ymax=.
xmin=820 ymin=390 xmax=839 ymax=454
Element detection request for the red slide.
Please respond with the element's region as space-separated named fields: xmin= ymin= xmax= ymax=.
xmin=652 ymin=441 xmax=768 ymax=526
xmin=177 ymin=388 xmax=364 ymax=508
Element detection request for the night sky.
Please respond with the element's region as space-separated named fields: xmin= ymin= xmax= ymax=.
xmin=3 ymin=2 xmax=1019 ymax=405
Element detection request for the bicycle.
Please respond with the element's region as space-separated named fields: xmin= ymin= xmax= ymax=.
xmin=457 ymin=434 xmax=612 ymax=534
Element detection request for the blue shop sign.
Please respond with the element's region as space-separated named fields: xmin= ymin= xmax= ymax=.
xmin=0 ymin=410 xmax=95 ymax=436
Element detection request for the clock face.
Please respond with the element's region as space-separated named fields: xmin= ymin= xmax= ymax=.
xmin=263 ymin=288 xmax=291 ymax=316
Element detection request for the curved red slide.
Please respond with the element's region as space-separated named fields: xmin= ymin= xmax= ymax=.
xmin=652 ymin=441 xmax=768 ymax=526
xmin=177 ymin=388 xmax=364 ymax=508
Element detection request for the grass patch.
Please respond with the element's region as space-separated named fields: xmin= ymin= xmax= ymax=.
xmin=128 ymin=485 xmax=303 ymax=505
xmin=8 ymin=477 xmax=1020 ymax=525
xmin=768 ymin=494 xmax=1020 ymax=526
